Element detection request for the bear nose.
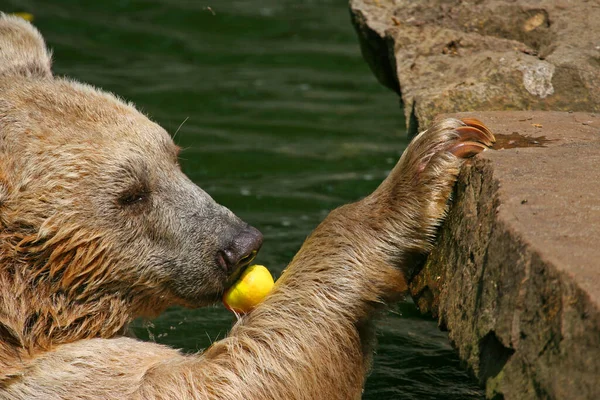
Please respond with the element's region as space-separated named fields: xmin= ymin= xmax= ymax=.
xmin=218 ymin=226 xmax=263 ymax=278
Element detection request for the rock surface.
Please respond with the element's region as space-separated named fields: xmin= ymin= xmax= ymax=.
xmin=409 ymin=111 xmax=600 ymax=400
xmin=349 ymin=2 xmax=600 ymax=397
xmin=350 ymin=0 xmax=600 ymax=134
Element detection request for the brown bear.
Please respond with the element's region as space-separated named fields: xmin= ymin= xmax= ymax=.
xmin=0 ymin=15 xmax=494 ymax=399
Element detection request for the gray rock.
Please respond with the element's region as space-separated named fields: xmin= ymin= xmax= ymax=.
xmin=349 ymin=2 xmax=600 ymax=396
xmin=350 ymin=0 xmax=600 ymax=134
xmin=410 ymin=111 xmax=600 ymax=400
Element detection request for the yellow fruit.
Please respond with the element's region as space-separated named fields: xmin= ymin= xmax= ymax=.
xmin=223 ymin=264 xmax=274 ymax=314
xmin=12 ymin=12 xmax=34 ymax=22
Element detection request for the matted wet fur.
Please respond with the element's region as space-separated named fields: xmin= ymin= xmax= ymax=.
xmin=0 ymin=15 xmax=494 ymax=399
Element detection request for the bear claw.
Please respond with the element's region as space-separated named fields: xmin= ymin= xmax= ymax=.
xmin=451 ymin=118 xmax=495 ymax=158
xmin=459 ymin=118 xmax=495 ymax=144
xmin=455 ymin=125 xmax=495 ymax=148
xmin=448 ymin=141 xmax=490 ymax=158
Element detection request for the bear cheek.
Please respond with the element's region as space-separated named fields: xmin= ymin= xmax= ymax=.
xmin=137 ymin=239 xmax=228 ymax=307
xmin=167 ymin=262 xmax=227 ymax=307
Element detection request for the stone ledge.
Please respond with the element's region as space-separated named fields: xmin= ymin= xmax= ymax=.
xmin=350 ymin=0 xmax=600 ymax=134
xmin=410 ymin=111 xmax=600 ymax=400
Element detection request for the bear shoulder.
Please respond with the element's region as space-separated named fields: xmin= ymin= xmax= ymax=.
xmin=4 ymin=337 xmax=185 ymax=399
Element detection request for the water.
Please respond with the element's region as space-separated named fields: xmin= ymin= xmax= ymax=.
xmin=4 ymin=1 xmax=483 ymax=398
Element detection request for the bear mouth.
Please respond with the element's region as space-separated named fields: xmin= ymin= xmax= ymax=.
xmin=223 ymin=250 xmax=258 ymax=290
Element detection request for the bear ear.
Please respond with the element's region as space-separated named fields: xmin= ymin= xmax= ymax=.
xmin=0 ymin=14 xmax=52 ymax=79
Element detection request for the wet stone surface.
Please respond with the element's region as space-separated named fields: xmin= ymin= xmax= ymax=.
xmin=410 ymin=111 xmax=600 ymax=400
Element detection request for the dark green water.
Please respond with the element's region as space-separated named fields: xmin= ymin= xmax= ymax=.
xmin=5 ymin=1 xmax=483 ymax=398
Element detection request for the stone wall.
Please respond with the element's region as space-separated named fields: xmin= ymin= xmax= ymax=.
xmin=350 ymin=0 xmax=600 ymax=134
xmin=349 ymin=2 xmax=600 ymax=398
xmin=410 ymin=111 xmax=600 ymax=399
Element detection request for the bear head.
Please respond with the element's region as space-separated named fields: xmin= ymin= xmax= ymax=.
xmin=0 ymin=15 xmax=262 ymax=323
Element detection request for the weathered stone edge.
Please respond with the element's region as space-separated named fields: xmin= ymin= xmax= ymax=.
xmin=349 ymin=0 xmax=600 ymax=135
xmin=410 ymin=157 xmax=600 ymax=400
xmin=350 ymin=5 xmax=399 ymax=95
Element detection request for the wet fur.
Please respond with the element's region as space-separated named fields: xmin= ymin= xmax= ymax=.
xmin=0 ymin=15 xmax=489 ymax=399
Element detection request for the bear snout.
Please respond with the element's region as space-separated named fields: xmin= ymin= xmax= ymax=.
xmin=217 ymin=226 xmax=263 ymax=284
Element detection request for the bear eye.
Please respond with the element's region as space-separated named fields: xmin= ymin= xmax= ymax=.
xmin=118 ymin=190 xmax=150 ymax=207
